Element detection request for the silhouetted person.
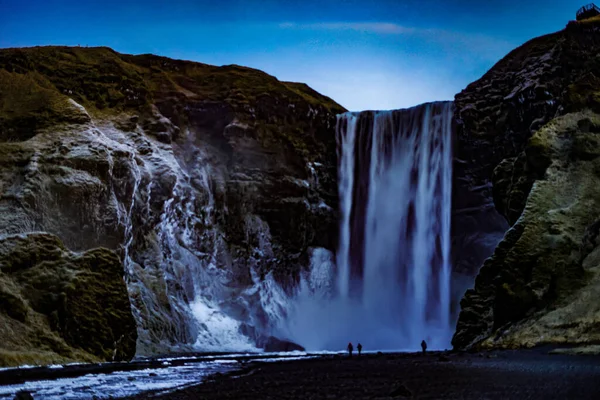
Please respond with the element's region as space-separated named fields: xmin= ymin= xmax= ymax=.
xmin=421 ymin=340 xmax=427 ymax=354
xmin=357 ymin=343 xmax=363 ymax=356
xmin=347 ymin=342 xmax=354 ymax=358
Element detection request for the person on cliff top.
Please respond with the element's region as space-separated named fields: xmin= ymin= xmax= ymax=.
xmin=357 ymin=343 xmax=363 ymax=357
xmin=421 ymin=340 xmax=427 ymax=354
xmin=347 ymin=342 xmax=354 ymax=358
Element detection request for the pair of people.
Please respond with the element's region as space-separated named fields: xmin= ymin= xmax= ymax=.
xmin=347 ymin=342 xmax=362 ymax=357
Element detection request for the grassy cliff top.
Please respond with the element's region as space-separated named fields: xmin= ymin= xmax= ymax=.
xmin=0 ymin=46 xmax=344 ymax=125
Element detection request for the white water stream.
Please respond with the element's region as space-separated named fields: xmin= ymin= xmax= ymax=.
xmin=282 ymin=102 xmax=454 ymax=351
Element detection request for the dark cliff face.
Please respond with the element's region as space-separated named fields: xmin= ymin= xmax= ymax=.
xmin=0 ymin=46 xmax=345 ymax=362
xmin=0 ymin=233 xmax=137 ymax=366
xmin=452 ymin=30 xmax=563 ymax=281
xmin=452 ymin=16 xmax=600 ymax=349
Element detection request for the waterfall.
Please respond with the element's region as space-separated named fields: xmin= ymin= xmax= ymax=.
xmin=92 ymin=101 xmax=452 ymax=353
xmin=283 ymin=102 xmax=454 ymax=351
xmin=339 ymin=101 xmax=454 ymax=349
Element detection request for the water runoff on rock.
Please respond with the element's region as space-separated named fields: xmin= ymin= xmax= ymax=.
xmin=283 ymin=102 xmax=454 ymax=351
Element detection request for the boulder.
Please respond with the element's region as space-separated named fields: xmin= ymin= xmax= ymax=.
xmin=13 ymin=391 xmax=34 ymax=400
xmin=0 ymin=233 xmax=136 ymax=366
xmin=261 ymin=336 xmax=305 ymax=353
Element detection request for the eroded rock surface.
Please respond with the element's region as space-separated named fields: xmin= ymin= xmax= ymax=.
xmin=453 ymin=17 xmax=600 ymax=349
xmin=0 ymin=233 xmax=136 ymax=366
xmin=0 ymin=46 xmax=344 ymax=360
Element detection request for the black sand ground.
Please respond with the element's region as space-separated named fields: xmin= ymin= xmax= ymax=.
xmin=129 ymin=350 xmax=600 ymax=400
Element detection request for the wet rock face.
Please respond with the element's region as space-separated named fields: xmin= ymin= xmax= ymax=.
xmin=454 ymin=113 xmax=600 ymax=349
xmin=0 ymin=233 xmax=136 ymax=366
xmin=0 ymin=46 xmax=345 ymax=359
xmin=453 ymin=18 xmax=600 ymax=349
xmin=452 ymin=31 xmax=564 ymax=280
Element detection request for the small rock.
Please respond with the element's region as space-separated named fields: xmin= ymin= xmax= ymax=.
xmin=149 ymin=372 xmax=158 ymax=377
xmin=389 ymin=383 xmax=412 ymax=398
xmin=13 ymin=391 xmax=34 ymax=400
xmin=261 ymin=336 xmax=305 ymax=352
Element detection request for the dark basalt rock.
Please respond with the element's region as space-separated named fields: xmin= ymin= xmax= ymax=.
xmin=0 ymin=46 xmax=345 ymax=361
xmin=451 ymin=30 xmax=563 ymax=281
xmin=13 ymin=391 xmax=34 ymax=400
xmin=261 ymin=336 xmax=305 ymax=353
xmin=239 ymin=324 xmax=305 ymax=353
xmin=0 ymin=233 xmax=136 ymax=366
xmin=389 ymin=383 xmax=412 ymax=398
xmin=452 ymin=17 xmax=600 ymax=350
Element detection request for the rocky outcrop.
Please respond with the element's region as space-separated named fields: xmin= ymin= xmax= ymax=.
xmin=453 ymin=16 xmax=600 ymax=349
xmin=0 ymin=233 xmax=136 ymax=366
xmin=451 ymin=30 xmax=563 ymax=283
xmin=0 ymin=46 xmax=344 ymax=360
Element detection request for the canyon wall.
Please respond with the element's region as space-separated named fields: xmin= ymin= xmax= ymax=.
xmin=452 ymin=16 xmax=600 ymax=349
xmin=0 ymin=46 xmax=344 ymax=364
xmin=2 ymin=14 xmax=599 ymax=364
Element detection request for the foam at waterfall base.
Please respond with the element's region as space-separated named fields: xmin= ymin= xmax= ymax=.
xmin=280 ymin=102 xmax=455 ymax=352
xmin=190 ymin=299 xmax=259 ymax=352
xmin=283 ymin=283 xmax=453 ymax=351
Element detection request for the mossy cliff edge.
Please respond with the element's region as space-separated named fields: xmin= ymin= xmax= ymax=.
xmin=5 ymin=15 xmax=597 ymax=363
xmin=0 ymin=233 xmax=136 ymax=366
xmin=0 ymin=46 xmax=345 ymax=364
xmin=452 ymin=16 xmax=600 ymax=349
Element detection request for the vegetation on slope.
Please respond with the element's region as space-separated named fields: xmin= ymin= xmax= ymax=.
xmin=453 ymin=16 xmax=600 ymax=350
xmin=0 ymin=233 xmax=137 ymax=367
xmin=0 ymin=45 xmax=345 ymax=168
xmin=0 ymin=46 xmax=342 ymax=125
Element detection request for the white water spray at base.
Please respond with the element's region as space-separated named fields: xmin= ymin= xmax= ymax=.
xmin=282 ymin=102 xmax=454 ymax=351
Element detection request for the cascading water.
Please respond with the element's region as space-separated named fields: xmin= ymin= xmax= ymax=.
xmin=134 ymin=130 xmax=259 ymax=352
xmin=93 ymin=119 xmax=263 ymax=353
xmin=283 ymin=102 xmax=454 ymax=351
xmin=75 ymin=99 xmax=454 ymax=354
xmin=15 ymin=99 xmax=342 ymax=355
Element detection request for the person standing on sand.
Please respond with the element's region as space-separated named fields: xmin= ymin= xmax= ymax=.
xmin=421 ymin=340 xmax=427 ymax=354
xmin=357 ymin=343 xmax=363 ymax=357
xmin=347 ymin=342 xmax=354 ymax=358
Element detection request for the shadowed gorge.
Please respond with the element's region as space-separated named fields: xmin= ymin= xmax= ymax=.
xmin=0 ymin=8 xmax=599 ymax=377
xmin=3 ymin=2 xmax=600 ymax=399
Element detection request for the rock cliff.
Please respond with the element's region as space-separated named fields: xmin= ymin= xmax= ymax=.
xmin=5 ymin=15 xmax=597 ymax=361
xmin=0 ymin=233 xmax=136 ymax=366
xmin=0 ymin=46 xmax=344 ymax=362
xmin=452 ymin=16 xmax=600 ymax=349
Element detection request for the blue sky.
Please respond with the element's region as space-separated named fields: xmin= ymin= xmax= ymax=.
xmin=0 ymin=0 xmax=577 ymax=111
